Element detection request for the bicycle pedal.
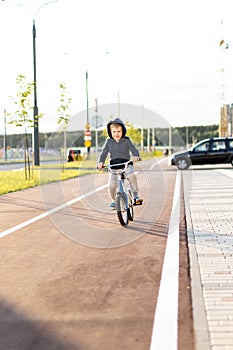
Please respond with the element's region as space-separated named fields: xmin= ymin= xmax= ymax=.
xmin=133 ymin=199 xmax=143 ymax=206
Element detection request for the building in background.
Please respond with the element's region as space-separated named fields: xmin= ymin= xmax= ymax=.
xmin=219 ymin=104 xmax=233 ymax=137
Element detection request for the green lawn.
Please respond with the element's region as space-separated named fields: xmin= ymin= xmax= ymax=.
xmin=0 ymin=160 xmax=95 ymax=195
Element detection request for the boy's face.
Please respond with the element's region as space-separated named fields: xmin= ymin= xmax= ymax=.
xmin=111 ymin=126 xmax=123 ymax=142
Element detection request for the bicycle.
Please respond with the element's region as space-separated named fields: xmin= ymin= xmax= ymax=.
xmin=107 ymin=160 xmax=143 ymax=227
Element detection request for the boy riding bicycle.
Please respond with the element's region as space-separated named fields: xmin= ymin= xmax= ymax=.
xmin=97 ymin=118 xmax=142 ymax=209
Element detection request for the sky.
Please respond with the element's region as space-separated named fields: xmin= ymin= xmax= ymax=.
xmin=0 ymin=0 xmax=233 ymax=134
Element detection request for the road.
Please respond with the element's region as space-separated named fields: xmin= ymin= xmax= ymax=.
xmin=0 ymin=159 xmax=64 ymax=171
xmin=0 ymin=158 xmax=194 ymax=350
xmin=0 ymin=161 xmax=27 ymax=171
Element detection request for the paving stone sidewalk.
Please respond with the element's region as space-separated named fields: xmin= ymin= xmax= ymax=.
xmin=183 ymin=168 xmax=233 ymax=350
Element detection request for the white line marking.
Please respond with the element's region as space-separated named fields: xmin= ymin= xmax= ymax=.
xmin=0 ymin=184 xmax=107 ymax=239
xmin=1 ymin=158 xmax=168 ymax=240
xmin=149 ymin=171 xmax=181 ymax=350
xmin=216 ymin=168 xmax=233 ymax=178
xmin=149 ymin=157 xmax=167 ymax=171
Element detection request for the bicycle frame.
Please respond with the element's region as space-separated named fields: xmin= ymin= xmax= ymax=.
xmin=108 ymin=160 xmax=134 ymax=226
xmin=108 ymin=161 xmax=132 ymax=200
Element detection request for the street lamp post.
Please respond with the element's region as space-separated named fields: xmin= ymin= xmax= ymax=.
xmin=4 ymin=108 xmax=7 ymax=161
xmin=85 ymin=70 xmax=91 ymax=156
xmin=32 ymin=18 xmax=39 ymax=165
xmin=2 ymin=0 xmax=59 ymax=166
xmin=33 ymin=0 xmax=59 ymax=166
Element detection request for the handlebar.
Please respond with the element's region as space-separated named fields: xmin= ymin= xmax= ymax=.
xmin=97 ymin=158 xmax=141 ymax=172
xmin=107 ymin=161 xmax=131 ymax=173
xmin=107 ymin=159 xmax=141 ymax=174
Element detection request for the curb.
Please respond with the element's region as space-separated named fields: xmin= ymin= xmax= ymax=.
xmin=183 ymin=173 xmax=211 ymax=350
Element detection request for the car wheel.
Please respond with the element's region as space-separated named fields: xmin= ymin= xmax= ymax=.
xmin=231 ymin=157 xmax=233 ymax=166
xmin=176 ymin=157 xmax=190 ymax=170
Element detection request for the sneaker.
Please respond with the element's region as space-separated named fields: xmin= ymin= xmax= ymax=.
xmin=134 ymin=196 xmax=143 ymax=205
xmin=110 ymin=201 xmax=116 ymax=209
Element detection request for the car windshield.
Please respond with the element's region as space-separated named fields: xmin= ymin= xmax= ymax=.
xmin=189 ymin=139 xmax=207 ymax=151
xmin=190 ymin=140 xmax=209 ymax=152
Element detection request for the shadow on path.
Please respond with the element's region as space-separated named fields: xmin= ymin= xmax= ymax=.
xmin=0 ymin=298 xmax=84 ymax=350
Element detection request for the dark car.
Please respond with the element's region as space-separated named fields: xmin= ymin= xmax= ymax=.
xmin=169 ymin=137 xmax=233 ymax=170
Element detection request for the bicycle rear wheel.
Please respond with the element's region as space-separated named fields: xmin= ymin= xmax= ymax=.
xmin=116 ymin=195 xmax=128 ymax=226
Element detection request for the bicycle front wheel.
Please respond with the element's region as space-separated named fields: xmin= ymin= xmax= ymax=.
xmin=116 ymin=195 xmax=128 ymax=227
xmin=127 ymin=191 xmax=134 ymax=221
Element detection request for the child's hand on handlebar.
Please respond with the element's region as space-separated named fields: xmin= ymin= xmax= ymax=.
xmin=97 ymin=162 xmax=104 ymax=169
xmin=133 ymin=157 xmax=141 ymax=163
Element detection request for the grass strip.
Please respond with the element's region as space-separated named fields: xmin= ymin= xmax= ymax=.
xmin=0 ymin=161 xmax=94 ymax=195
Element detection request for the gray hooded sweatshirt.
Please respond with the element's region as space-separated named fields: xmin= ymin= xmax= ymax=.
xmin=99 ymin=118 xmax=140 ymax=165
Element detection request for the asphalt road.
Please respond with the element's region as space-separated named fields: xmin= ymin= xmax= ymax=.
xmin=0 ymin=158 xmax=194 ymax=350
xmin=0 ymin=161 xmax=27 ymax=171
xmin=0 ymin=159 xmax=64 ymax=171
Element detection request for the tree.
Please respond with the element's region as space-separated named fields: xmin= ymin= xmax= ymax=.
xmin=9 ymin=74 xmax=41 ymax=179
xmin=125 ymin=122 xmax=141 ymax=146
xmin=57 ymin=83 xmax=72 ymax=166
xmin=99 ymin=121 xmax=141 ymax=146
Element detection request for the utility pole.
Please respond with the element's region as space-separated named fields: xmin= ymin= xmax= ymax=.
xmin=141 ymin=104 xmax=144 ymax=152
xmin=32 ymin=18 xmax=39 ymax=165
xmin=95 ymin=98 xmax=98 ymax=161
xmin=118 ymin=91 xmax=120 ymax=117
xmin=4 ymin=108 xmax=7 ymax=161
xmin=85 ymin=71 xmax=91 ymax=156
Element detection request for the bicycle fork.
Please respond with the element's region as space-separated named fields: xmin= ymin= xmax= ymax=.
xmin=117 ymin=178 xmax=128 ymax=209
